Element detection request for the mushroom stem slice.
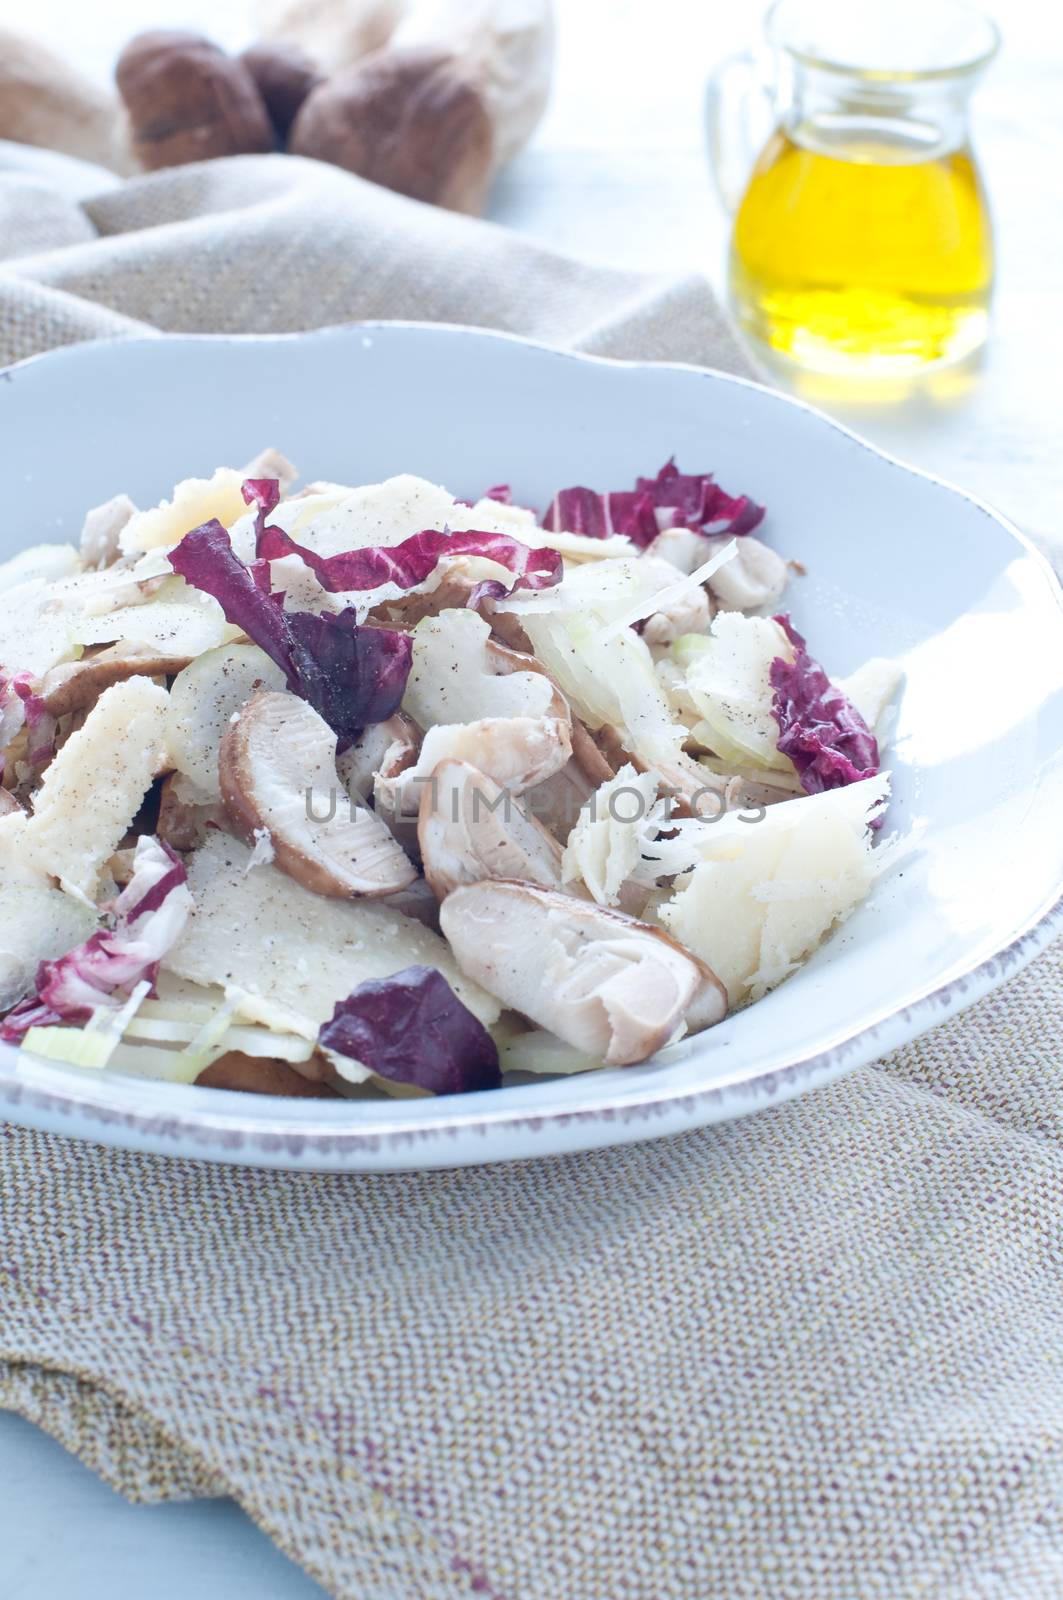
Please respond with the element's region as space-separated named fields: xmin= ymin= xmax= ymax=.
xmin=418 ymin=759 xmax=563 ymax=900
xmin=219 ymin=690 xmax=416 ymax=898
xmin=521 ymin=716 xmax=620 ymax=845
xmin=336 ymin=712 xmax=419 ymax=804
xmin=439 ymin=880 xmax=724 ymax=1067
xmin=37 ymin=642 xmax=193 ymax=718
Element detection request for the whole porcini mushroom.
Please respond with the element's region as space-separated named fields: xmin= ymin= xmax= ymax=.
xmin=116 ymin=31 xmax=275 ymax=170
xmin=291 ymin=0 xmax=554 ymax=213
xmin=240 ymin=40 xmax=323 ymax=141
xmin=291 ymin=45 xmax=494 ymax=212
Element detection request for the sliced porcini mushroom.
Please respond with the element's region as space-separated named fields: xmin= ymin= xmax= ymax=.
xmin=524 ymin=716 xmax=617 ymax=842
xmin=0 ymin=788 xmax=24 ymax=819
xmin=440 ymin=880 xmax=725 ymax=1066
xmin=80 ymin=493 xmax=137 ymax=571
xmin=483 ymin=638 xmax=570 ymax=722
xmin=105 ymin=844 xmax=138 ymax=888
xmin=36 ymin=641 xmax=194 ymax=719
xmin=684 ymin=974 xmax=729 ymax=1034
xmin=377 ymin=715 xmax=572 ymax=821
xmin=704 ymin=534 xmax=788 ymax=612
xmin=480 ymin=598 xmax=533 ymax=654
xmin=645 ymin=526 xmax=711 ymax=575
xmin=376 ymin=874 xmax=443 ymax=931
xmin=219 ymin=690 xmax=417 ymax=898
xmin=156 ymin=771 xmax=222 ymax=853
xmin=589 ymin=725 xmax=738 ymax=820
xmin=418 ymin=759 xmax=563 ymax=899
xmin=641 ymin=581 xmax=712 ymax=649
xmin=197 ymin=1051 xmax=342 ymax=1098
xmin=241 ymin=445 xmax=298 ymax=494
xmin=335 ymin=712 xmax=420 ymax=804
xmin=366 ymin=554 xmax=491 ymax=629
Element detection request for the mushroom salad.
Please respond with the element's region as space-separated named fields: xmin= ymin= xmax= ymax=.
xmin=0 ymin=451 xmax=904 ymax=1097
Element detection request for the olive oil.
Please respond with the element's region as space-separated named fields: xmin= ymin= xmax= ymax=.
xmin=730 ymin=128 xmax=994 ymax=375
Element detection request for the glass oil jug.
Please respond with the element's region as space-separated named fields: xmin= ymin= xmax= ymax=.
xmin=708 ymin=0 xmax=1000 ymax=376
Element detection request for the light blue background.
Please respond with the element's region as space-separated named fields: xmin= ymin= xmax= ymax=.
xmin=1 ymin=1412 xmax=325 ymax=1597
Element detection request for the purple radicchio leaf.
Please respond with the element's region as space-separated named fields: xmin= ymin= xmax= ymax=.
xmin=769 ymin=614 xmax=880 ymax=798
xmin=543 ymin=459 xmax=765 ymax=548
xmin=254 ymin=518 xmax=563 ymax=605
xmin=168 ymin=484 xmax=412 ymax=744
xmin=1 ymin=837 xmax=192 ymax=1041
xmin=319 ymin=966 xmax=501 ymax=1096
xmin=542 ymin=486 xmax=660 ymax=547
xmin=0 ymin=671 xmax=55 ymax=779
xmin=635 ymin=458 xmax=765 ymax=537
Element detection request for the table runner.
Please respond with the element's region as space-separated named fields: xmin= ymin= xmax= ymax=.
xmin=2 ymin=148 xmax=1062 ymax=1600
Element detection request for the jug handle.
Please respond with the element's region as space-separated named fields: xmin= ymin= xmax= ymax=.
xmin=706 ymin=50 xmax=774 ymax=215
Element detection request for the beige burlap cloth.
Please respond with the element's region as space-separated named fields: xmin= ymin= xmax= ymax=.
xmin=2 ymin=151 xmax=1063 ymax=1600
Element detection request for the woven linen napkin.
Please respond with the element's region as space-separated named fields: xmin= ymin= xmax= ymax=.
xmin=2 ymin=150 xmax=1063 ymax=1600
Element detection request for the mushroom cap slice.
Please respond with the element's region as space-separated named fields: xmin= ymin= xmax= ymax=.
xmin=219 ymin=690 xmax=417 ymax=898
xmin=439 ymin=880 xmax=724 ymax=1066
xmin=366 ymin=554 xmax=494 ymax=629
xmin=419 ymin=759 xmax=564 ymax=899
xmin=37 ymin=641 xmax=194 ymax=718
xmin=377 ymin=715 xmax=572 ymax=820
xmin=197 ymin=1051 xmax=341 ymax=1098
xmin=483 ymin=638 xmax=570 ymax=723
xmin=336 ymin=712 xmax=420 ymax=804
xmin=156 ymin=772 xmax=221 ymax=854
xmin=523 ymin=716 xmax=618 ymax=844
xmin=704 ymin=534 xmax=788 ymax=613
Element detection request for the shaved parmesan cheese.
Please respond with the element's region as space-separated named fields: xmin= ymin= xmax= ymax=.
xmin=245 ymin=829 xmax=276 ymax=872
xmin=562 ymin=765 xmax=663 ymax=906
xmin=166 ymin=643 xmax=287 ymax=798
xmin=597 ymin=541 xmax=737 ymax=642
xmin=283 ymin=475 xmax=459 ymax=560
xmin=0 ymin=544 xmax=81 ymax=593
xmin=404 ymin=610 xmax=561 ymax=729
xmin=165 ymin=832 xmax=501 ymax=1038
xmin=20 ymin=677 xmax=170 ymax=902
xmin=120 ymin=467 xmax=248 ymax=556
xmin=672 ymin=613 xmax=796 ymax=772
xmin=659 ymin=774 xmax=891 ymax=1005
xmin=70 ymin=579 xmax=228 ymax=657
xmin=494 ymin=555 xmax=660 ymax=622
xmin=0 ymin=815 xmax=97 ymax=1008
xmin=284 ymin=475 xmax=638 ymax=574
xmin=0 ymin=579 xmax=79 ymax=677
xmin=838 ymin=657 xmax=904 ymax=740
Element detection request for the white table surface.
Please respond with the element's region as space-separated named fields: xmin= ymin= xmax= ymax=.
xmin=0 ymin=1 xmax=1059 ymax=1595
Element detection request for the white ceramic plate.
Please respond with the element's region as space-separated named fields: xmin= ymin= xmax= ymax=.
xmin=1 ymin=324 xmax=1061 ymax=1171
